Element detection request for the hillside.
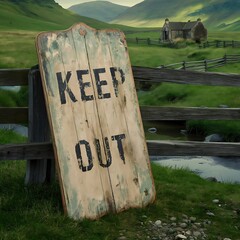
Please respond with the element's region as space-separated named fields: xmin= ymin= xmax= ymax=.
xmin=68 ymin=1 xmax=129 ymax=23
xmin=111 ymin=0 xmax=240 ymax=31
xmin=0 ymin=0 xmax=121 ymax=31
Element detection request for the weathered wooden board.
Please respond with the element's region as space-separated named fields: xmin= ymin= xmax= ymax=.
xmin=36 ymin=23 xmax=155 ymax=220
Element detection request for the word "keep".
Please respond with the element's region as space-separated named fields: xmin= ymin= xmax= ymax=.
xmin=56 ymin=67 xmax=125 ymax=105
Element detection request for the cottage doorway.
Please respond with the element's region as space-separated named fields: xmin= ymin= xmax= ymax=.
xmin=164 ymin=30 xmax=169 ymax=41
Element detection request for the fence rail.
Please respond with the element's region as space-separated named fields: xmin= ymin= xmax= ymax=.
xmin=2 ymin=140 xmax=240 ymax=160
xmin=158 ymin=54 xmax=240 ymax=72
xmin=1 ymin=67 xmax=240 ymax=184
xmin=126 ymin=37 xmax=178 ymax=48
xmin=127 ymin=38 xmax=240 ymax=49
xmin=201 ymin=40 xmax=240 ymax=48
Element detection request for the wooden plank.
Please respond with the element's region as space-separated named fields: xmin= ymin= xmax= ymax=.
xmin=132 ymin=66 xmax=240 ymax=86
xmin=0 ymin=107 xmax=28 ymax=123
xmin=0 ymin=69 xmax=29 ymax=86
xmin=96 ymin=27 xmax=155 ymax=209
xmin=147 ymin=140 xmax=240 ymax=157
xmin=1 ymin=140 xmax=240 ymax=160
xmin=0 ymin=142 xmax=54 ymax=161
xmin=25 ymin=68 xmax=54 ymax=185
xmin=140 ymin=106 xmax=240 ymax=120
xmin=36 ymin=23 xmax=155 ymax=220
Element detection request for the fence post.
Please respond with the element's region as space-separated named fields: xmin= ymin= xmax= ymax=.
xmin=136 ymin=37 xmax=138 ymax=44
xmin=147 ymin=38 xmax=151 ymax=45
xmin=182 ymin=61 xmax=186 ymax=70
xmin=204 ymin=59 xmax=208 ymax=71
xmin=25 ymin=66 xmax=55 ymax=185
xmin=224 ymin=54 xmax=227 ymax=65
xmin=223 ymin=41 xmax=226 ymax=48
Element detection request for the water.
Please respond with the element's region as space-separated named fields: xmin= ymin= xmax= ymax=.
xmin=0 ymin=86 xmax=20 ymax=92
xmin=0 ymin=124 xmax=28 ymax=137
xmin=146 ymin=121 xmax=240 ymax=184
xmin=151 ymin=156 xmax=240 ymax=184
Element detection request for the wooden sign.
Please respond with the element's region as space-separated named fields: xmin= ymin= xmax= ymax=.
xmin=36 ymin=23 xmax=155 ymax=220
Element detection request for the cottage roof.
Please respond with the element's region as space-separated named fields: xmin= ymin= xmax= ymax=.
xmin=168 ymin=21 xmax=198 ymax=30
xmin=183 ymin=21 xmax=198 ymax=30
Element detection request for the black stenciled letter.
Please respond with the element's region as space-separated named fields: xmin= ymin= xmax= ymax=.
xmin=95 ymin=137 xmax=112 ymax=168
xmin=110 ymin=67 xmax=125 ymax=97
xmin=93 ymin=68 xmax=111 ymax=99
xmin=77 ymin=70 xmax=94 ymax=101
xmin=111 ymin=134 xmax=126 ymax=164
xmin=75 ymin=140 xmax=93 ymax=172
xmin=56 ymin=71 xmax=77 ymax=104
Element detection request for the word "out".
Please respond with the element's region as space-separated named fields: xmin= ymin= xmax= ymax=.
xmin=75 ymin=134 xmax=126 ymax=172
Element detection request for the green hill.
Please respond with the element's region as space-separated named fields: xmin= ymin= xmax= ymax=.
xmin=111 ymin=0 xmax=240 ymax=31
xmin=68 ymin=1 xmax=129 ymax=23
xmin=0 ymin=0 xmax=125 ymax=31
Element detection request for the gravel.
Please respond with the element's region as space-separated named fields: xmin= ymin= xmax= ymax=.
xmin=117 ymin=214 xmax=232 ymax=240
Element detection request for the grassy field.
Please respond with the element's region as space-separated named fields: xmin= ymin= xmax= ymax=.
xmin=1 ymin=25 xmax=240 ymax=239
xmin=0 ymin=154 xmax=240 ymax=239
xmin=124 ymin=31 xmax=240 ymax=141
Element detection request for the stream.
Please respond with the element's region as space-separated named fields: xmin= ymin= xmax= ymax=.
xmin=151 ymin=155 xmax=240 ymax=184
xmin=145 ymin=121 xmax=240 ymax=184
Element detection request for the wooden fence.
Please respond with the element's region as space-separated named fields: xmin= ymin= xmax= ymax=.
xmin=159 ymin=54 xmax=240 ymax=72
xmin=127 ymin=38 xmax=240 ymax=49
xmin=1 ymin=67 xmax=240 ymax=184
xmin=126 ymin=37 xmax=180 ymax=48
xmin=200 ymin=40 xmax=240 ymax=48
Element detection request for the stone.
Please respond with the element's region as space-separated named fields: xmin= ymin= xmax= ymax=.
xmin=219 ymin=105 xmax=229 ymax=108
xmin=155 ymin=220 xmax=162 ymax=227
xmin=194 ymin=222 xmax=202 ymax=227
xmin=179 ymin=223 xmax=188 ymax=228
xmin=118 ymin=237 xmax=127 ymax=240
xmin=182 ymin=219 xmax=189 ymax=223
xmin=170 ymin=217 xmax=177 ymax=221
xmin=175 ymin=234 xmax=187 ymax=239
xmin=193 ymin=231 xmax=201 ymax=237
xmin=223 ymin=238 xmax=231 ymax=240
xmin=205 ymin=133 xmax=224 ymax=142
xmin=148 ymin=127 xmax=157 ymax=133
xmin=189 ymin=217 xmax=196 ymax=222
xmin=206 ymin=177 xmax=218 ymax=182
xmin=168 ymin=228 xmax=176 ymax=234
xmin=206 ymin=211 xmax=215 ymax=216
xmin=212 ymin=199 xmax=220 ymax=204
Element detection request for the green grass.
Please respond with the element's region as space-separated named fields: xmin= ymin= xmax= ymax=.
xmin=0 ymin=129 xmax=26 ymax=144
xmin=0 ymin=159 xmax=239 ymax=239
xmin=0 ymin=31 xmax=37 ymax=68
xmin=0 ymin=88 xmax=27 ymax=106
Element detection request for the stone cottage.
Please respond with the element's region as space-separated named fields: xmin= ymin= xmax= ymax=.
xmin=162 ymin=18 xmax=207 ymax=42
